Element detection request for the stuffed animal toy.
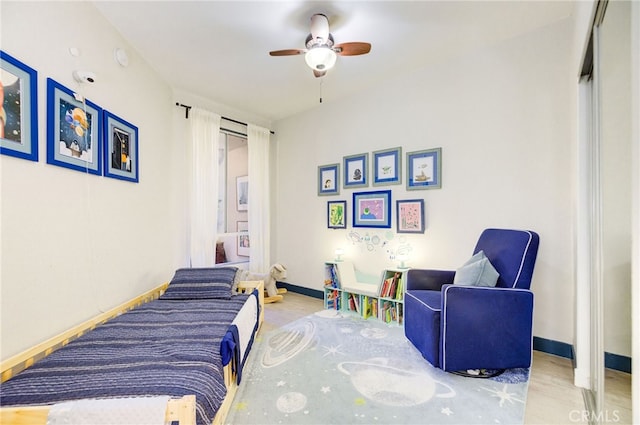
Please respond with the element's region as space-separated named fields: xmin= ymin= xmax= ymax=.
xmin=243 ymin=263 xmax=288 ymax=303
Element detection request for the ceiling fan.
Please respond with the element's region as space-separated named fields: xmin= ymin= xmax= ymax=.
xmin=269 ymin=13 xmax=371 ymax=78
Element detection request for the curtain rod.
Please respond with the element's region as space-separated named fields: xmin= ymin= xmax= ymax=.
xmin=175 ymin=102 xmax=274 ymax=135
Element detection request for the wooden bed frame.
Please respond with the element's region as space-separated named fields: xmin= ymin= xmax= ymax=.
xmin=0 ymin=280 xmax=265 ymax=425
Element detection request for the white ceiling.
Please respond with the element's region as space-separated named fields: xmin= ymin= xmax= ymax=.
xmin=92 ymin=1 xmax=575 ymax=123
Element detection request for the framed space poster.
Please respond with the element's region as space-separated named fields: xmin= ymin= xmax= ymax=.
xmin=46 ymin=78 xmax=102 ymax=175
xmin=0 ymin=50 xmax=38 ymax=161
xmin=407 ymin=148 xmax=442 ymax=190
xmin=352 ymin=190 xmax=392 ymax=228
xmin=103 ymin=110 xmax=139 ymax=182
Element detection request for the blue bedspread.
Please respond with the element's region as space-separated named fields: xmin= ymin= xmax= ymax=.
xmin=0 ymin=293 xmax=258 ymax=425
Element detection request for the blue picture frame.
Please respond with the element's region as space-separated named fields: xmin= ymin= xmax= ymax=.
xmin=407 ymin=147 xmax=442 ymax=190
xmin=327 ymin=200 xmax=347 ymax=229
xmin=318 ymin=163 xmax=339 ymax=196
xmin=352 ymin=190 xmax=392 ymax=228
xmin=373 ymin=147 xmax=402 ymax=186
xmin=46 ymin=78 xmax=102 ymax=175
xmin=103 ymin=110 xmax=139 ymax=183
xmin=396 ymin=199 xmax=425 ymax=234
xmin=343 ymin=152 xmax=368 ymax=188
xmin=0 ymin=50 xmax=38 ymax=161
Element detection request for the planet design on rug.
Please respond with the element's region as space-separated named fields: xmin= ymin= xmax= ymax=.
xmin=261 ymin=320 xmax=315 ymax=368
xmin=276 ymin=392 xmax=307 ymax=413
xmin=313 ymin=309 xmax=342 ymax=319
xmin=359 ymin=327 xmax=387 ymax=339
xmin=338 ymin=357 xmax=456 ymax=406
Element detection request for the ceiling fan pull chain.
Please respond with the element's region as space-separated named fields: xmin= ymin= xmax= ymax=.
xmin=319 ymin=79 xmax=323 ymax=103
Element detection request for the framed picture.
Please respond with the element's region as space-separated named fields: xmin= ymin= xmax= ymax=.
xmin=103 ymin=110 xmax=138 ymax=182
xmin=396 ymin=199 xmax=425 ymax=233
xmin=352 ymin=190 xmax=392 ymax=228
xmin=373 ymin=147 xmax=401 ymax=186
xmin=236 ymin=175 xmax=248 ymax=211
xmin=46 ymin=78 xmax=102 ymax=175
xmin=237 ymin=221 xmax=249 ymax=256
xmin=407 ymin=148 xmax=442 ymax=190
xmin=327 ymin=200 xmax=347 ymax=229
xmin=343 ymin=153 xmax=368 ymax=188
xmin=318 ymin=163 xmax=339 ymax=196
xmin=0 ymin=50 xmax=38 ymax=161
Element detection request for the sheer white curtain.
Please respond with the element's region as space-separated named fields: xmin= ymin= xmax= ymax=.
xmin=247 ymin=124 xmax=271 ymax=273
xmin=188 ymin=107 xmax=221 ymax=267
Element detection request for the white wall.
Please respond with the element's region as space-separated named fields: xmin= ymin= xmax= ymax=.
xmin=0 ymin=1 xmax=178 ymax=358
xmin=274 ymin=18 xmax=576 ymax=344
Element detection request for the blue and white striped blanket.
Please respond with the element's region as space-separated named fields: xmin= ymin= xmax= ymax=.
xmin=0 ymin=292 xmax=259 ymax=425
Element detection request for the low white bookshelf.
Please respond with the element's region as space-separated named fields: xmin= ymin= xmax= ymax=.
xmin=323 ymin=261 xmax=408 ymax=325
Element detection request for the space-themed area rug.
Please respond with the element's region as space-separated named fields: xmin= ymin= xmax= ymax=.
xmin=226 ymin=310 xmax=529 ymax=425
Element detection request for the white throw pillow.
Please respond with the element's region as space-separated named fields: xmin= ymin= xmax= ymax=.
xmin=453 ymin=250 xmax=499 ymax=287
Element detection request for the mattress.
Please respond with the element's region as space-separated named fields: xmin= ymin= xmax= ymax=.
xmin=0 ymin=291 xmax=259 ymax=425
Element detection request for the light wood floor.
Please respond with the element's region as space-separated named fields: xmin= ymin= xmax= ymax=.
xmin=261 ymin=291 xmax=632 ymax=424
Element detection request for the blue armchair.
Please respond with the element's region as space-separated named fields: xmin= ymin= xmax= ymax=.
xmin=404 ymin=228 xmax=540 ymax=372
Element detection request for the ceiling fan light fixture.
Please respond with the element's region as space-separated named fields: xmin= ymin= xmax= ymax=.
xmin=305 ymin=46 xmax=336 ymax=71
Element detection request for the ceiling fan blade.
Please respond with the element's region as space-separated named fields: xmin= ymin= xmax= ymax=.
xmin=335 ymin=42 xmax=371 ymax=56
xmin=269 ymin=49 xmax=306 ymax=56
xmin=313 ymin=69 xmax=326 ymax=78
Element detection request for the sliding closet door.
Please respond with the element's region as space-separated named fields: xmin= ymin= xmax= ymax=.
xmin=596 ymin=0 xmax=633 ymax=422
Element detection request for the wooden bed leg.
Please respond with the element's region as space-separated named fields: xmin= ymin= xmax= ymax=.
xmin=166 ymin=395 xmax=196 ymax=425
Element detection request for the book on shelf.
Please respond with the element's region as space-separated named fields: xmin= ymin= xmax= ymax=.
xmin=363 ymin=296 xmax=374 ymax=319
xmin=380 ymin=276 xmax=392 ymax=298
xmin=394 ymin=275 xmax=403 ymax=300
xmin=326 ymin=289 xmax=340 ymax=310
xmin=349 ymin=293 xmax=360 ymax=313
xmin=381 ymin=300 xmax=400 ymax=323
xmin=380 ymin=271 xmax=402 ymax=299
xmin=324 ymin=263 xmax=342 ymax=289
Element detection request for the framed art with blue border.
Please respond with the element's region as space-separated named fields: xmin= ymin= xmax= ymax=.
xmin=46 ymin=78 xmax=102 ymax=175
xmin=397 ymin=199 xmax=425 ymax=233
xmin=0 ymin=50 xmax=38 ymax=161
xmin=407 ymin=147 xmax=442 ymax=190
xmin=353 ymin=190 xmax=392 ymax=228
xmin=318 ymin=163 xmax=339 ymax=196
xmin=327 ymin=200 xmax=347 ymax=229
xmin=373 ymin=147 xmax=401 ymax=186
xmin=343 ymin=152 xmax=368 ymax=188
xmin=103 ymin=110 xmax=139 ymax=182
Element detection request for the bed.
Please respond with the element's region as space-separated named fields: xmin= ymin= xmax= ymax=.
xmin=0 ymin=267 xmax=264 ymax=425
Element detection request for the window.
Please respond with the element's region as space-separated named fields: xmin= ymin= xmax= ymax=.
xmin=216 ymin=131 xmax=249 ymax=264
